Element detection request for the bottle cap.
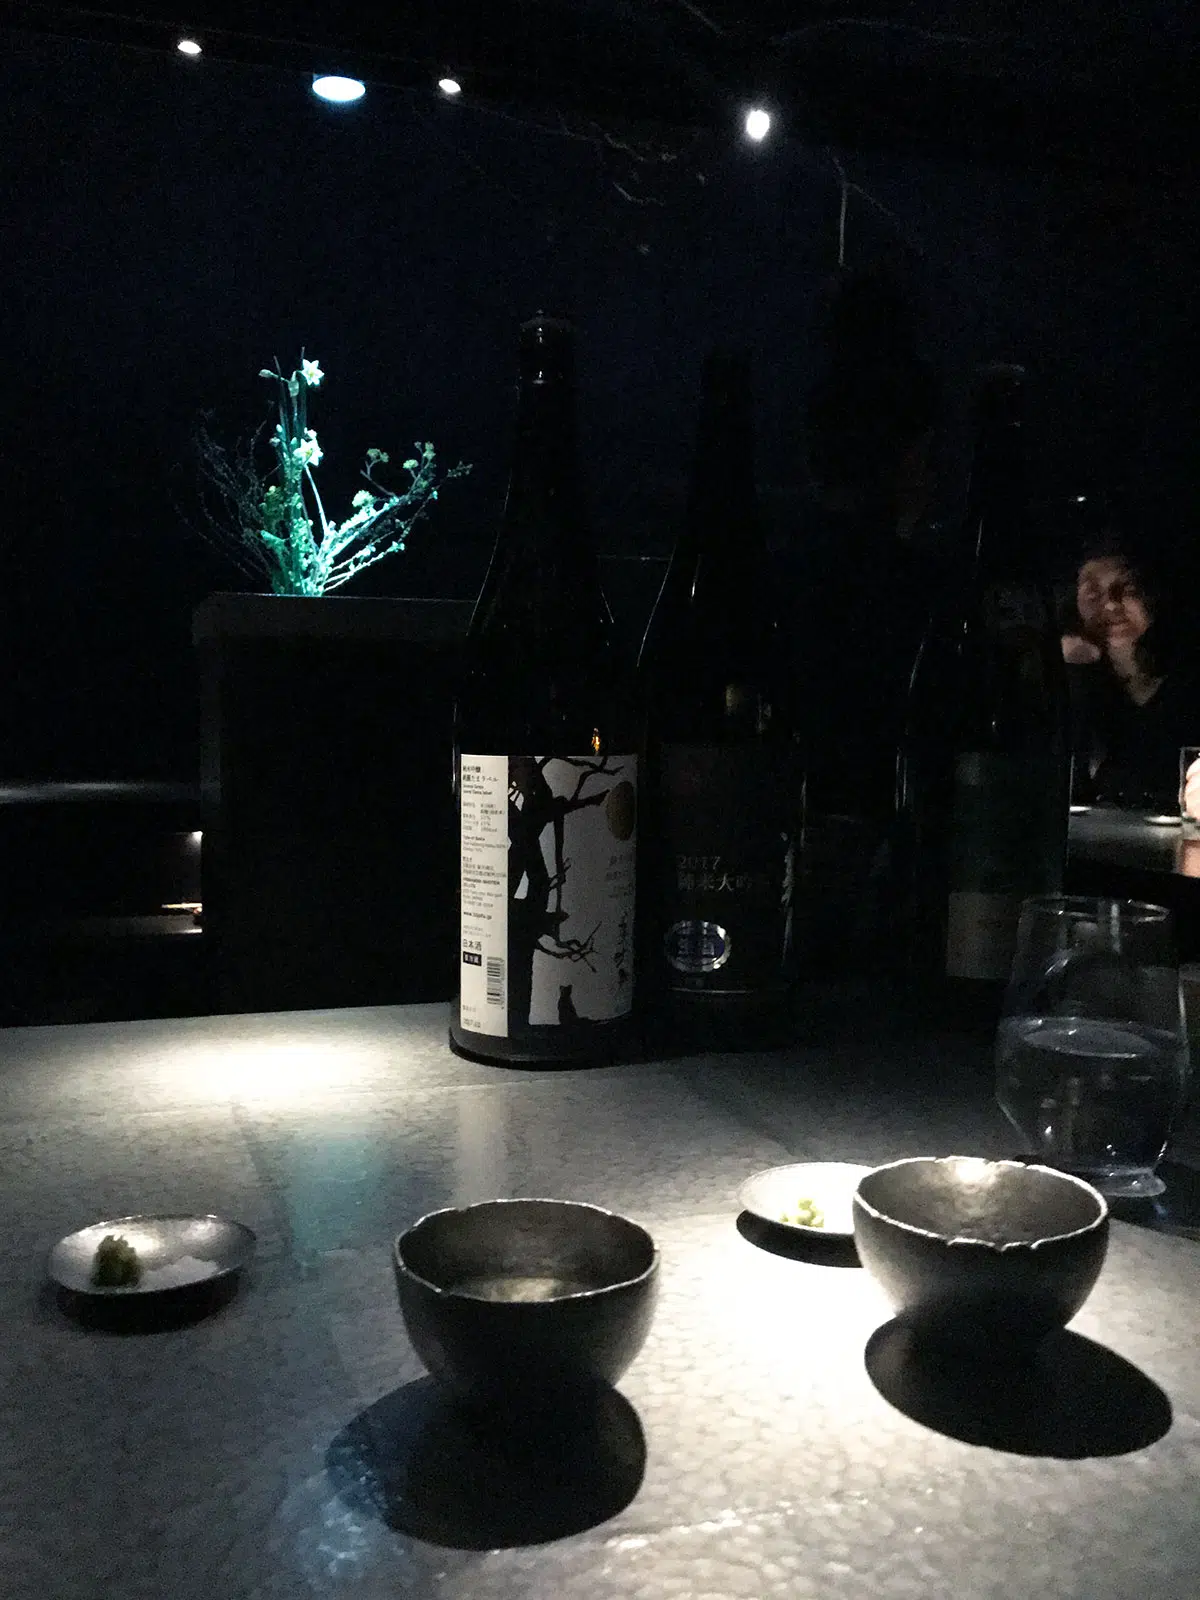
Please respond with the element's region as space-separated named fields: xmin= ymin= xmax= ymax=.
xmin=700 ymin=348 xmax=753 ymax=412
xmin=973 ymin=362 xmax=1025 ymax=425
xmin=522 ymin=312 xmax=574 ymax=336
xmin=975 ymin=361 xmax=1026 ymax=379
xmin=519 ymin=314 xmax=574 ymax=383
xmin=703 ymin=346 xmax=751 ymax=378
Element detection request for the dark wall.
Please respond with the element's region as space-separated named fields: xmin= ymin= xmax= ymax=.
xmin=2 ymin=32 xmax=1195 ymax=779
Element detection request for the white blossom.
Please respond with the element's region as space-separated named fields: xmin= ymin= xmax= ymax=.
xmin=295 ymin=428 xmax=323 ymax=467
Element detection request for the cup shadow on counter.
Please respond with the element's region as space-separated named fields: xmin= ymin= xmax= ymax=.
xmin=736 ymin=1211 xmax=861 ymax=1267
xmin=326 ymin=1375 xmax=646 ymax=1549
xmin=865 ymin=1320 xmax=1172 ymax=1458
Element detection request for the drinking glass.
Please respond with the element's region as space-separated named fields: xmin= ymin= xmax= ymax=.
xmin=996 ymin=896 xmax=1190 ymax=1198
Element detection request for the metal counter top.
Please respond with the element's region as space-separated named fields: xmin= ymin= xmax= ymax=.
xmin=2 ymin=999 xmax=1198 ymax=1598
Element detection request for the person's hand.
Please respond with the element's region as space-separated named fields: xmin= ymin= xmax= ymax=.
xmin=1183 ymin=756 xmax=1200 ymax=821
xmin=1062 ymin=633 xmax=1102 ymax=665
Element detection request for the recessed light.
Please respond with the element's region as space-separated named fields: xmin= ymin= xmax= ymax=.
xmin=312 ymin=74 xmax=366 ymax=104
xmin=744 ymin=107 xmax=771 ymax=142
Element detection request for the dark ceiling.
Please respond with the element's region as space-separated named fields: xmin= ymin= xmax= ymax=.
xmin=2 ymin=0 xmax=1197 ymax=172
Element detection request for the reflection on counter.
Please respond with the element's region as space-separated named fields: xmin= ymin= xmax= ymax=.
xmin=1070 ymin=806 xmax=1191 ymax=871
xmin=1067 ymin=805 xmax=1200 ymax=962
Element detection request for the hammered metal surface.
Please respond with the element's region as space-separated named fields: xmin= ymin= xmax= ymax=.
xmin=2 ymin=997 xmax=1199 ymax=1597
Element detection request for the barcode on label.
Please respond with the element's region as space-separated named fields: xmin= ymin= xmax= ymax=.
xmin=486 ymin=957 xmax=505 ymax=1005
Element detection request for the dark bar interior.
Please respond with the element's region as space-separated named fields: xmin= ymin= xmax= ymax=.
xmin=2 ymin=3 xmax=1199 ymax=1594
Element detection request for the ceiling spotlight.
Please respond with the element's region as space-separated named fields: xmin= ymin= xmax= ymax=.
xmin=176 ymin=38 xmax=202 ymax=57
xmin=438 ymin=77 xmax=462 ymax=97
xmin=744 ymin=107 xmax=772 ymax=142
xmin=312 ymin=74 xmax=366 ymax=104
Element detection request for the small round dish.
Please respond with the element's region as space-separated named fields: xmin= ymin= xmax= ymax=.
xmin=48 ymin=1213 xmax=256 ymax=1299
xmin=739 ymin=1162 xmax=875 ymax=1238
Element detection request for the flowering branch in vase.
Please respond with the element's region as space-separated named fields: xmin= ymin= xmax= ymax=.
xmin=194 ymin=355 xmax=471 ymax=596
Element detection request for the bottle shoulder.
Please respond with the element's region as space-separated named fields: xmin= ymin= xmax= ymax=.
xmin=457 ymin=642 xmax=639 ymax=755
xmin=639 ymin=580 xmax=784 ymax=670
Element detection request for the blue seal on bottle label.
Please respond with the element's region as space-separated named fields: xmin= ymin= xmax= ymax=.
xmin=665 ymin=920 xmax=731 ymax=974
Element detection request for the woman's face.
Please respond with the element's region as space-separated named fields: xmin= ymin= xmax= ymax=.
xmin=1076 ymin=556 xmax=1152 ymax=648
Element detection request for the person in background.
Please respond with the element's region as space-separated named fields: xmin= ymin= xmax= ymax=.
xmin=1061 ymin=538 xmax=1198 ymax=809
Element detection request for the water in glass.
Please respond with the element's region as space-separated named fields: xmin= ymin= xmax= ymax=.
xmin=996 ymin=1014 xmax=1188 ymax=1196
xmin=995 ymin=896 xmax=1190 ymax=1199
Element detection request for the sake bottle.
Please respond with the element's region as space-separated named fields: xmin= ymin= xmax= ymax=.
xmin=637 ymin=350 xmax=797 ymax=1042
xmin=898 ymin=362 xmax=1068 ymax=1026
xmin=450 ymin=314 xmax=638 ymax=1064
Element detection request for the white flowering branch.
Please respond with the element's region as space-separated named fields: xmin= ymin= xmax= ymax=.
xmin=195 ymin=355 xmax=470 ymax=596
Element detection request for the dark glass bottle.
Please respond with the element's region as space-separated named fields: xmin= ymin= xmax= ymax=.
xmin=637 ymin=350 xmax=797 ymax=1044
xmin=451 ymin=314 xmax=638 ymax=1065
xmin=897 ymin=363 xmax=1068 ymax=1028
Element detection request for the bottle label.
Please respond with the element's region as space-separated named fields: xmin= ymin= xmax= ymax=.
xmin=945 ymin=891 xmax=1023 ymax=981
xmin=658 ymin=743 xmax=793 ymax=992
xmin=945 ymin=750 xmax=1063 ymax=980
xmin=459 ymin=753 xmax=637 ymax=1037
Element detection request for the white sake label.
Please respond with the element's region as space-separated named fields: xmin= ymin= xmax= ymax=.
xmin=459 ymin=754 xmax=511 ymax=1036
xmin=459 ymin=753 xmax=638 ymax=1037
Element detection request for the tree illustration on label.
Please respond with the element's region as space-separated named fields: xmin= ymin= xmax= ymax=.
xmin=508 ymin=754 xmax=637 ymax=1027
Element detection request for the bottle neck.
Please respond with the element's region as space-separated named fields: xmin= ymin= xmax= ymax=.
xmin=965 ymin=381 xmax=1034 ymax=589
xmin=503 ymin=371 xmax=583 ymax=540
xmin=469 ymin=318 xmax=610 ymax=645
xmin=670 ymin=356 xmax=766 ymax=590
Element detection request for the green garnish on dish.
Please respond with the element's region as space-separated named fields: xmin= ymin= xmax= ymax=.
xmin=91 ymin=1234 xmax=142 ymax=1287
xmin=780 ymin=1197 xmax=825 ymax=1228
